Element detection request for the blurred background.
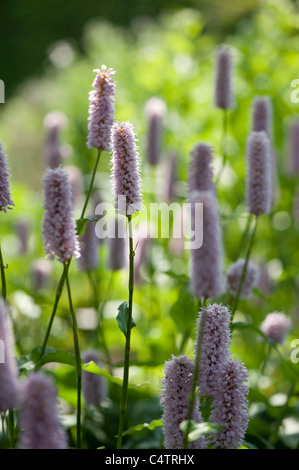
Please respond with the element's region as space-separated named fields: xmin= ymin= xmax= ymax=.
xmin=1 ymin=0 xmax=299 ymax=449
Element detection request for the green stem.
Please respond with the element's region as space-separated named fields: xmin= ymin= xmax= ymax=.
xmin=65 ymin=263 xmax=82 ymax=449
xmin=231 ymin=215 xmax=258 ymax=322
xmin=0 ymin=244 xmax=7 ymax=301
xmin=78 ymin=150 xmax=102 ymax=235
xmin=8 ymin=410 xmax=15 ymax=448
xmin=184 ymin=299 xmax=207 ymax=449
xmin=116 ymin=215 xmax=135 ymax=449
xmin=235 ymin=213 xmax=253 ymax=260
xmin=35 ymin=263 xmax=69 ymax=370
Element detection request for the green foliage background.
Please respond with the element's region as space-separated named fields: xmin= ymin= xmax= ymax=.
xmin=1 ymin=0 xmax=299 ymax=449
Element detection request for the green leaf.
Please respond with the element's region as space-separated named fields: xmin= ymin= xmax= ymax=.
xmin=76 ymin=217 xmax=98 ymax=236
xmin=120 ymin=419 xmax=163 ymax=437
xmin=31 ymin=346 xmax=76 ymax=368
xmin=116 ymin=301 xmax=136 ymax=337
xmin=180 ymin=420 xmax=222 ymax=443
xmin=17 ymin=355 xmax=36 ymax=372
xmin=82 ymin=360 xmax=137 ymax=389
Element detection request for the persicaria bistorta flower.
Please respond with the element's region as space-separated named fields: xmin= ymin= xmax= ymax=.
xmin=260 ymin=312 xmax=292 ymax=344
xmin=245 ymin=131 xmax=272 ymax=216
xmin=195 ymin=304 xmax=231 ymax=396
xmin=214 ymin=46 xmax=233 ymax=110
xmin=18 ymin=372 xmax=68 ymax=449
xmin=111 ymin=121 xmax=142 ymax=216
xmin=0 ymin=299 xmax=19 ymax=412
xmin=0 ymin=142 xmax=14 ymax=213
xmin=251 ymin=96 xmax=272 ymax=139
xmin=208 ymin=360 xmax=249 ymax=449
xmin=190 ymin=190 xmax=223 ymax=299
xmin=159 ymin=355 xmax=206 ymax=449
xmin=188 ymin=143 xmax=214 ymax=198
xmin=87 ymin=65 xmax=116 ymax=151
xmin=42 ymin=167 xmax=80 ymax=263
xmin=43 ymin=111 xmax=67 ymax=169
xmin=144 ymin=97 xmax=166 ymax=166
xmin=226 ymin=258 xmax=260 ymax=298
xmin=82 ymin=349 xmax=107 ymax=406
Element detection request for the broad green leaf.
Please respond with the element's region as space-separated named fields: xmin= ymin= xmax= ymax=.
xmin=82 ymin=360 xmax=137 ymax=389
xmin=120 ymin=419 xmax=163 ymax=437
xmin=116 ymin=301 xmax=136 ymax=337
xmin=31 ymin=346 xmax=76 ymax=368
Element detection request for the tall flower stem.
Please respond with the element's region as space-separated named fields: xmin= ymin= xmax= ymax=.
xmin=235 ymin=213 xmax=253 ymax=260
xmin=231 ymin=215 xmax=258 ymax=322
xmin=37 ymin=151 xmax=102 ymax=365
xmin=0 ymin=244 xmax=7 ymax=301
xmin=78 ymin=151 xmax=102 ymax=235
xmin=65 ymin=263 xmax=82 ymax=449
xmin=35 ymin=264 xmax=68 ymax=369
xmin=116 ymin=215 xmax=135 ymax=449
xmin=184 ymin=299 xmax=207 ymax=449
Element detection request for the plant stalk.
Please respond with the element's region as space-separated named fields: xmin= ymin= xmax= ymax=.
xmin=0 ymin=244 xmax=7 ymax=301
xmin=231 ymin=215 xmax=258 ymax=322
xmin=116 ymin=215 xmax=135 ymax=449
xmin=65 ymin=263 xmax=82 ymax=449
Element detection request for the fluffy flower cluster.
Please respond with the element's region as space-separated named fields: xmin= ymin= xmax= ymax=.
xmin=188 ymin=143 xmax=215 ymax=197
xmin=43 ymin=111 xmax=67 ymax=169
xmin=209 ymin=361 xmax=249 ymax=449
xmin=190 ymin=190 xmax=223 ymax=299
xmin=144 ymin=97 xmax=166 ymax=166
xmin=195 ymin=304 xmax=231 ymax=396
xmin=246 ymin=131 xmax=272 ymax=216
xmin=226 ymin=258 xmax=260 ymax=298
xmin=87 ymin=65 xmax=116 ymax=151
xmin=111 ymin=121 xmax=142 ymax=216
xmin=260 ymin=312 xmax=292 ymax=344
xmin=0 ymin=300 xmax=19 ymax=412
xmin=160 ymin=355 xmax=206 ymax=449
xmin=214 ymin=46 xmax=233 ymax=110
xmin=82 ymin=350 xmax=107 ymax=406
xmin=0 ymin=142 xmax=14 ymax=213
xmin=251 ymin=96 xmax=272 ymax=139
xmin=193 ymin=303 xmax=249 ymax=448
xmin=42 ymin=167 xmax=80 ymax=263
xmin=18 ymin=372 xmax=68 ymax=449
